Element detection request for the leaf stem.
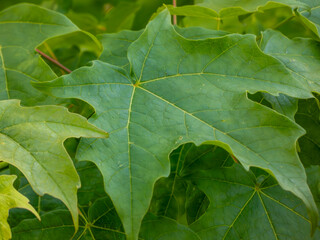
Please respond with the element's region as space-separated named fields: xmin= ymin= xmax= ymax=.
xmin=272 ymin=15 xmax=295 ymax=30
xmin=36 ymin=49 xmax=72 ymax=74
xmin=173 ymin=0 xmax=177 ymax=25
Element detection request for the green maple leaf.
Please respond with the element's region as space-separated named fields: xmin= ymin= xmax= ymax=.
xmin=0 ymin=175 xmax=39 ymax=240
xmin=34 ymin=9 xmax=317 ymax=239
xmin=0 ymin=100 xmax=108 ymax=230
xmin=295 ymin=0 xmax=320 ymax=38
xmin=195 ymin=0 xmax=307 ymax=14
xmin=167 ymin=0 xmax=308 ymax=32
xmin=260 ymin=29 xmax=320 ymax=93
xmin=0 ymin=3 xmax=100 ymax=105
xmin=185 ymin=147 xmax=320 ymax=240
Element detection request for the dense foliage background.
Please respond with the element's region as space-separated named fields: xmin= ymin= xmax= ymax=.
xmin=0 ymin=0 xmax=319 ymax=239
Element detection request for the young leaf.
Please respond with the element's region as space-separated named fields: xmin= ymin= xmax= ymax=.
xmin=0 ymin=100 xmax=108 ymax=230
xmin=0 ymin=175 xmax=39 ymax=240
xmin=0 ymin=3 xmax=101 ymax=105
xmin=34 ymin=9 xmax=317 ymax=239
xmin=187 ymin=155 xmax=320 ymax=239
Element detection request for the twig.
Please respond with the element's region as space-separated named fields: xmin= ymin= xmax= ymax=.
xmin=36 ymin=49 xmax=72 ymax=74
xmin=173 ymin=0 xmax=177 ymax=25
xmin=231 ymin=155 xmax=239 ymax=164
xmin=43 ymin=42 xmax=65 ymax=75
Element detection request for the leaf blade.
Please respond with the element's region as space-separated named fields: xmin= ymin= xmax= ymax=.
xmin=0 ymin=99 xmax=108 ymax=230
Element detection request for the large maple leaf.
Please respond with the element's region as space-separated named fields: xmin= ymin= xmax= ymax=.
xmin=35 ymin=9 xmax=317 ymax=240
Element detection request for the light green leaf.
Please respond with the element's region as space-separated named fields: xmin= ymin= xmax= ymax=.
xmin=260 ymin=29 xmax=320 ymax=93
xmin=188 ymin=153 xmax=320 ymax=240
xmin=0 ymin=99 xmax=108 ymax=230
xmin=0 ymin=175 xmax=39 ymax=240
xmin=34 ymin=10 xmax=317 ymax=239
xmin=0 ymin=3 xmax=101 ymax=105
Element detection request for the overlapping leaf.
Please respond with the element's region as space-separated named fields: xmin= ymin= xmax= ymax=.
xmin=34 ymin=9 xmax=318 ymax=239
xmin=0 ymin=100 xmax=108 ymax=229
xmin=0 ymin=175 xmax=39 ymax=240
xmin=195 ymin=0 xmax=307 ymax=15
xmin=98 ymin=26 xmax=227 ymax=70
xmin=185 ymin=147 xmax=320 ymax=240
xmin=260 ymin=29 xmax=320 ymax=93
xmin=11 ymin=210 xmax=76 ymax=240
xmin=0 ymin=3 xmax=101 ymax=105
xmin=295 ymin=97 xmax=320 ymax=166
xmin=167 ymin=0 xmax=309 ymax=34
xmin=296 ymin=0 xmax=320 ymax=38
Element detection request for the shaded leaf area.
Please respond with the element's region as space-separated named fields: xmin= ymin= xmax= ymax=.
xmin=149 ymin=144 xmax=233 ymax=225
xmin=34 ymin=9 xmax=318 ymax=239
xmin=0 ymin=3 xmax=101 ymax=106
xmin=295 ymin=96 xmax=320 ymax=167
xmin=0 ymin=100 xmax=108 ymax=229
xmin=0 ymin=175 xmax=38 ymax=240
xmin=5 ymin=158 xmax=106 ymax=225
xmin=9 ymin=162 xmax=198 ymax=240
xmin=5 ymin=143 xmax=320 ymax=240
xmin=167 ymin=143 xmax=320 ymax=240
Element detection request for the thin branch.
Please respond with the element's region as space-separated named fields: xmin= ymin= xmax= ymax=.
xmin=43 ymin=42 xmax=65 ymax=75
xmin=173 ymin=0 xmax=177 ymax=25
xmin=231 ymin=155 xmax=239 ymax=164
xmin=36 ymin=49 xmax=72 ymax=74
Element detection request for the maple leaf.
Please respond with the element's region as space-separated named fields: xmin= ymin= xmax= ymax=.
xmin=34 ymin=9 xmax=317 ymax=239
